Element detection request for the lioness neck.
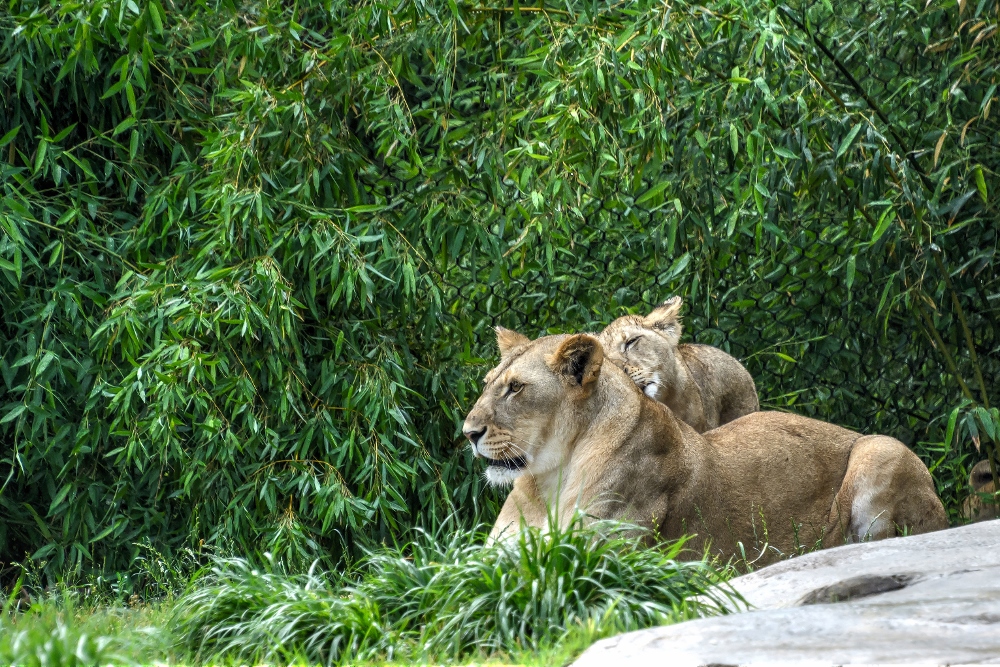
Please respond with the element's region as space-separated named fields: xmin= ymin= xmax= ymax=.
xmin=660 ymin=347 xmax=709 ymax=432
xmin=655 ymin=336 xmax=692 ymax=404
xmin=535 ymin=363 xmax=697 ymax=524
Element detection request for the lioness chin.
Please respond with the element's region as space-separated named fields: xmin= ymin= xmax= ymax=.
xmin=598 ymin=296 xmax=758 ymax=433
xmin=464 ymin=329 xmax=947 ymax=562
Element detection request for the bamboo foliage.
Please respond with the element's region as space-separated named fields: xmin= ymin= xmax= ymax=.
xmin=0 ymin=0 xmax=997 ymax=579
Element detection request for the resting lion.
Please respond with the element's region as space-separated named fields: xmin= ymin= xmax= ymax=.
xmin=598 ymin=297 xmax=758 ymax=433
xmin=465 ymin=329 xmax=947 ymax=561
xmin=963 ymin=460 xmax=998 ymax=523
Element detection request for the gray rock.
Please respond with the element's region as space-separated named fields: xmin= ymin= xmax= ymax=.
xmin=574 ymin=520 xmax=1000 ymax=666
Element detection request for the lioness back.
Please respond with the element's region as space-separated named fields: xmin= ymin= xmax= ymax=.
xmin=681 ymin=344 xmax=759 ymax=428
xmin=657 ymin=411 xmax=853 ymax=555
xmin=598 ymin=297 xmax=758 ymax=432
xmin=698 ymin=411 xmax=946 ymax=553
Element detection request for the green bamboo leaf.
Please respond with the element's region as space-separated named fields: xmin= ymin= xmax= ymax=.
xmin=33 ymin=139 xmax=47 ymax=173
xmin=967 ymin=414 xmax=982 ymax=452
xmin=126 ymin=82 xmax=137 ymax=115
xmin=35 ymin=351 xmax=58 ymax=376
xmin=976 ymin=407 xmax=997 ymax=442
xmin=52 ymin=123 xmax=77 ymax=143
xmin=836 ymin=123 xmax=863 ymax=159
xmin=871 ymin=207 xmax=895 ymax=243
xmin=974 ymin=166 xmax=988 ymax=203
xmin=347 ymin=204 xmax=385 ymax=213
xmin=89 ymin=518 xmax=124 ymax=543
xmin=635 ymin=181 xmax=670 ymax=206
xmin=49 ymin=483 xmax=73 ymax=513
xmin=149 ymin=0 xmax=165 ymax=34
xmin=101 ymin=80 xmax=126 ymax=99
xmin=0 ymin=125 xmax=21 ymax=147
xmin=113 ymin=116 xmax=136 ymax=136
xmin=187 ymin=37 xmax=217 ymax=53
xmin=943 ymin=405 xmax=961 ymax=452
xmin=1 ymin=404 xmax=26 ymax=423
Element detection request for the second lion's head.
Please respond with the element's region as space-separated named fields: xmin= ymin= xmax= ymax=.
xmin=598 ymin=297 xmax=684 ymax=403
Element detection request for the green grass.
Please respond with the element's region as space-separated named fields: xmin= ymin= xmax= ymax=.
xmin=1 ymin=514 xmax=736 ymax=666
xmin=0 ymin=591 xmax=171 ymax=666
xmin=172 ymin=513 xmax=737 ymax=665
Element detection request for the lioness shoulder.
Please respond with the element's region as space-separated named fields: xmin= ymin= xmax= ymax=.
xmin=598 ymin=297 xmax=758 ymax=432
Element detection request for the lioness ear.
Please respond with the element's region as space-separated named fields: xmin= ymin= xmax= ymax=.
xmin=547 ymin=334 xmax=603 ymax=390
xmin=496 ymin=326 xmax=530 ymax=358
xmin=645 ymin=296 xmax=683 ymax=342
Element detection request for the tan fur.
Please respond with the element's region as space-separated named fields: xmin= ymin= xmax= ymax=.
xmin=463 ymin=332 xmax=948 ymax=562
xmin=963 ymin=460 xmax=999 ymax=523
xmin=598 ymin=297 xmax=758 ymax=433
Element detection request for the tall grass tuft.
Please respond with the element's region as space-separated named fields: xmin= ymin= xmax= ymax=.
xmin=173 ymin=513 xmax=737 ymax=665
xmin=0 ymin=586 xmax=168 ymax=667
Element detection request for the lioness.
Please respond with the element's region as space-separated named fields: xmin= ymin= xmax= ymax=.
xmin=963 ymin=460 xmax=998 ymax=523
xmin=598 ymin=297 xmax=758 ymax=432
xmin=465 ymin=329 xmax=947 ymax=560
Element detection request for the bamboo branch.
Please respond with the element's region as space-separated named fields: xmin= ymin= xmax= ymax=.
xmin=933 ymin=251 xmax=990 ymax=409
xmin=973 ymin=276 xmax=1000 ymax=351
xmin=913 ymin=296 xmax=974 ymax=402
xmin=777 ymin=5 xmax=934 ymax=193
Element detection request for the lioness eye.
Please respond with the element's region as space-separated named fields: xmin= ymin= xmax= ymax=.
xmin=624 ymin=337 xmax=640 ymax=352
xmin=506 ymin=380 xmax=524 ymax=396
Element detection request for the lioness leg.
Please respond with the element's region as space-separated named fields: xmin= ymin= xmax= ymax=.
xmin=829 ymin=435 xmax=947 ymax=543
xmin=490 ymin=476 xmax=548 ymax=543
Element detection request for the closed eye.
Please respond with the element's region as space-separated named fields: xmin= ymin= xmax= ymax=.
xmin=624 ymin=337 xmax=640 ymax=352
xmin=504 ymin=380 xmax=525 ymax=397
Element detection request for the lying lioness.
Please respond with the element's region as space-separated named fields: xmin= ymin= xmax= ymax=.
xmin=598 ymin=297 xmax=758 ymax=432
xmin=465 ymin=329 xmax=947 ymax=560
xmin=963 ymin=460 xmax=998 ymax=523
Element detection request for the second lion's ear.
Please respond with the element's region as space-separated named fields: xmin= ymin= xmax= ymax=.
xmin=547 ymin=334 xmax=603 ymax=390
xmin=496 ymin=326 xmax=530 ymax=359
xmin=645 ymin=296 xmax=683 ymax=343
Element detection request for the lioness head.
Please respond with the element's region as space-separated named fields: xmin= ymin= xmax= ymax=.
xmin=965 ymin=460 xmax=999 ymax=522
xmin=462 ymin=328 xmax=605 ymax=487
xmin=597 ymin=297 xmax=683 ymax=403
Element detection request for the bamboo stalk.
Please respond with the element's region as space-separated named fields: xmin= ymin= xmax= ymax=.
xmin=933 ymin=252 xmax=990 ymax=409
xmin=914 ymin=297 xmax=974 ymax=402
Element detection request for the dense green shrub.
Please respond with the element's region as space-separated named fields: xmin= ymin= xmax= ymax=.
xmin=1 ymin=0 xmax=997 ymax=579
xmin=172 ymin=515 xmax=734 ymax=665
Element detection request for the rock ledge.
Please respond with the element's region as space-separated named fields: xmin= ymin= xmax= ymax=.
xmin=573 ymin=520 xmax=1000 ymax=666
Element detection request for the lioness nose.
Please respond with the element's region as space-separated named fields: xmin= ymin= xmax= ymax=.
xmin=464 ymin=426 xmax=486 ymax=447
